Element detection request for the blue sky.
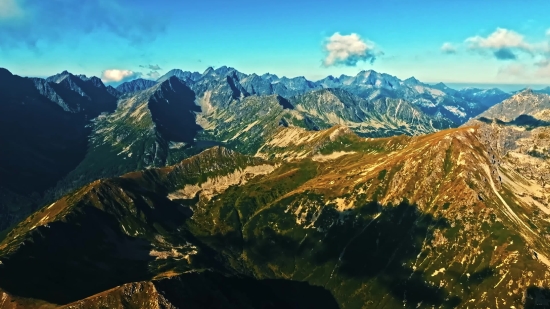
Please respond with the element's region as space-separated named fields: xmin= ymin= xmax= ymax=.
xmin=0 ymin=0 xmax=549 ymax=88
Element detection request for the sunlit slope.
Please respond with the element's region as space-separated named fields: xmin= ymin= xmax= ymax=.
xmin=1 ymin=126 xmax=550 ymax=308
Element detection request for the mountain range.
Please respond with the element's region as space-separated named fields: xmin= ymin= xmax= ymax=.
xmin=1 ymin=65 xmax=466 ymax=229
xmin=118 ymin=66 xmax=513 ymax=125
xmin=0 ymin=65 xmax=549 ymax=308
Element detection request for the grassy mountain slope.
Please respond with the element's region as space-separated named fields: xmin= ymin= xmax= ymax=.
xmin=2 ymin=126 xmax=550 ymax=308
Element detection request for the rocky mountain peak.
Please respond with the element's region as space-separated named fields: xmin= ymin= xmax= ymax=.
xmin=261 ymin=72 xmax=279 ymax=82
xmin=404 ymin=76 xmax=420 ymax=85
xmin=214 ymin=65 xmax=239 ymax=76
xmin=358 ymin=69 xmax=376 ymax=75
xmin=203 ymin=66 xmax=215 ymax=76
xmin=475 ymin=87 xmax=550 ymax=122
xmin=46 ymin=70 xmax=75 ymax=84
xmin=0 ymin=67 xmax=13 ymax=79
xmin=116 ymin=78 xmax=157 ymax=94
xmin=521 ymin=87 xmax=534 ymax=95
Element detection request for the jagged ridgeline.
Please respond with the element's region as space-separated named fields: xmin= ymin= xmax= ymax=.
xmin=2 ymin=122 xmax=550 ymax=308
xmin=0 ymin=65 xmax=471 ymax=230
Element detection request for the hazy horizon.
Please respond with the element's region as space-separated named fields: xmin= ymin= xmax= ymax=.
xmin=439 ymin=82 xmax=549 ymax=92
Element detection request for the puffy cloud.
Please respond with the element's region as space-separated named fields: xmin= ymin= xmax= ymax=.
xmin=466 ymin=28 xmax=531 ymax=51
xmin=101 ymin=69 xmax=141 ymax=83
xmin=465 ymin=28 xmax=533 ymax=60
xmin=146 ymin=71 xmax=160 ymax=79
xmin=323 ymin=32 xmax=380 ymax=67
xmin=140 ymin=64 xmax=162 ymax=70
xmin=0 ymin=0 xmax=23 ymax=19
xmin=440 ymin=42 xmax=457 ymax=54
xmin=456 ymin=28 xmax=550 ymax=82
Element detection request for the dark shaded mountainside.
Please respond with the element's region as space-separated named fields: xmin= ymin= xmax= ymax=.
xmin=2 ymin=124 xmax=550 ymax=308
xmin=0 ymin=69 xmax=117 ymax=230
xmin=0 ymin=66 xmax=472 ymax=232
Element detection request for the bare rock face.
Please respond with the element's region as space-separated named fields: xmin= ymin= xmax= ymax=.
xmin=115 ymin=79 xmax=157 ymax=94
xmin=478 ymin=89 xmax=550 ymax=122
xmin=466 ymin=90 xmax=550 ymax=219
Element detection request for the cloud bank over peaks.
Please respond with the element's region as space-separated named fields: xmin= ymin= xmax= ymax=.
xmin=323 ymin=32 xmax=381 ymax=67
xmin=100 ymin=66 xmax=163 ymax=84
xmin=101 ymin=69 xmax=141 ymax=83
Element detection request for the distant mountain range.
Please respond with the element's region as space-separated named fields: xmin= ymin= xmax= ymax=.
xmin=117 ymin=66 xmax=514 ymax=124
xmin=510 ymin=86 xmax=550 ymax=95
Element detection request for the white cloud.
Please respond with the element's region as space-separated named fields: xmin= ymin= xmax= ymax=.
xmin=445 ymin=28 xmax=550 ymax=83
xmin=465 ymin=28 xmax=534 ymax=60
xmin=466 ymin=28 xmax=532 ymax=51
xmin=101 ymin=69 xmax=141 ymax=83
xmin=323 ymin=32 xmax=379 ymax=67
xmin=0 ymin=0 xmax=24 ymax=20
xmin=440 ymin=42 xmax=457 ymax=54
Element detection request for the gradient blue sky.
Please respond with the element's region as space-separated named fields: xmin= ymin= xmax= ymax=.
xmin=1 ymin=0 xmax=549 ymax=88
